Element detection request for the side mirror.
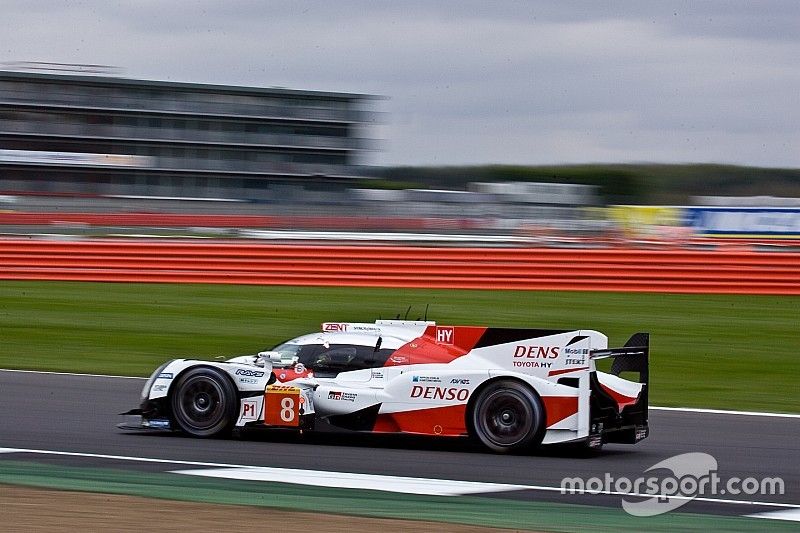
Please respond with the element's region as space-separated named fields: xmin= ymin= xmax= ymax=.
xmin=259 ymin=351 xmax=298 ymax=368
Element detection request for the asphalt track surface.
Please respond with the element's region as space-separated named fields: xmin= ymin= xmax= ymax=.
xmin=1 ymin=370 xmax=797 ymax=521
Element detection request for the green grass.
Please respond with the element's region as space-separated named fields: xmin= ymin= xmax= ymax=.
xmin=0 ymin=281 xmax=797 ymax=413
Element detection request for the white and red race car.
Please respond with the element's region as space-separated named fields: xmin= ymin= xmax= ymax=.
xmin=122 ymin=320 xmax=649 ymax=453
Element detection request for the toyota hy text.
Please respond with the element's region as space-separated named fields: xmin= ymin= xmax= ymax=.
xmin=122 ymin=321 xmax=650 ymax=453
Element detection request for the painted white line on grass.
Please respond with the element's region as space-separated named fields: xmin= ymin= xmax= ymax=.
xmin=0 ymin=447 xmax=797 ymax=509
xmin=747 ymin=509 xmax=800 ymax=522
xmin=1 ymin=369 xmax=799 ymax=419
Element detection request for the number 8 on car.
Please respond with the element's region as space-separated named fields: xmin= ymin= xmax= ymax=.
xmin=264 ymin=385 xmax=301 ymax=427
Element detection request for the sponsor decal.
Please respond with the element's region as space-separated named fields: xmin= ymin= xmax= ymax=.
xmin=513 ymin=360 xmax=553 ymax=368
xmin=157 ymin=372 xmax=173 ymax=379
xmin=235 ymin=369 xmax=265 ymax=378
xmin=564 ymin=347 xmax=587 ymax=365
xmin=390 ymin=355 xmax=409 ymax=364
xmin=513 ymin=345 xmax=560 ymax=359
xmin=371 ymin=369 xmax=385 ymax=379
xmin=322 ymin=322 xmax=348 ymax=332
xmin=450 ymin=378 xmax=470 ymax=385
xmin=145 ymin=419 xmax=170 ymax=429
xmin=294 ymin=363 xmax=306 ymax=374
xmin=412 ymin=375 xmax=441 ymax=383
xmin=153 ymin=384 xmax=167 ymax=392
xmin=267 ymin=385 xmax=301 ymax=392
xmin=327 ymin=391 xmax=357 ymax=402
xmin=436 ymin=326 xmax=454 ymax=345
xmin=351 ymin=325 xmax=381 ymax=332
xmin=238 ymin=377 xmax=258 ymax=384
xmin=410 ymin=386 xmax=469 ymax=401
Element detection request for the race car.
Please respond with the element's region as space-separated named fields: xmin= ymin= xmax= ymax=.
xmin=121 ymin=320 xmax=649 ymax=453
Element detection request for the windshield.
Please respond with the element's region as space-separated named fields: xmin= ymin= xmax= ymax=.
xmin=268 ymin=340 xmax=394 ymax=377
xmin=270 ymin=342 xmax=302 ymax=359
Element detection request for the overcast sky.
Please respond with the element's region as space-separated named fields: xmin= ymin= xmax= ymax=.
xmin=3 ymin=1 xmax=799 ymax=167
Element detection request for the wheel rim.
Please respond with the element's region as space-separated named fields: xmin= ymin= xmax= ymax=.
xmin=176 ymin=376 xmax=226 ymax=430
xmin=477 ymin=389 xmax=533 ymax=447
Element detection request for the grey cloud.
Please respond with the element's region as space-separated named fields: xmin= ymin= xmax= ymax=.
xmin=3 ymin=1 xmax=799 ymax=167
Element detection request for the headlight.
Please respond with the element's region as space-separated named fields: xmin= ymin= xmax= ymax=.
xmin=141 ymin=360 xmax=172 ymax=400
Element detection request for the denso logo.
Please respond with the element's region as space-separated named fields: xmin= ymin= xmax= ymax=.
xmin=410 ymin=385 xmax=469 ymax=401
xmin=323 ymin=323 xmax=347 ymax=332
xmin=513 ymin=345 xmax=560 ymax=359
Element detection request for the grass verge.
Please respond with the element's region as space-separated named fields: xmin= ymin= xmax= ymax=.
xmin=0 ymin=281 xmax=797 ymax=412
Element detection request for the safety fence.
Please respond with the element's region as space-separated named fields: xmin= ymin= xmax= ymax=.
xmin=5 ymin=211 xmax=800 ymax=249
xmin=0 ymin=212 xmax=482 ymax=230
xmin=1 ymin=239 xmax=799 ymax=294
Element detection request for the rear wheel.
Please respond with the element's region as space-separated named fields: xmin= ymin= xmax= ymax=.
xmin=470 ymin=380 xmax=545 ymax=453
xmin=170 ymin=367 xmax=237 ymax=438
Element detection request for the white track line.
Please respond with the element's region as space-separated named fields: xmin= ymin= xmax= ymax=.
xmin=0 ymin=368 xmax=144 ymax=380
xmin=747 ymin=509 xmax=800 ymax=522
xmin=172 ymin=466 xmax=524 ymax=496
xmin=1 ymin=368 xmax=799 ymax=418
xmin=0 ymin=447 xmax=798 ymax=509
xmin=650 ymin=406 xmax=800 ymax=419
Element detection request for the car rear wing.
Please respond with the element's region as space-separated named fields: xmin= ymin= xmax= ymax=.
xmin=590 ymin=332 xmax=649 ymax=385
xmin=588 ymin=333 xmax=650 ymax=445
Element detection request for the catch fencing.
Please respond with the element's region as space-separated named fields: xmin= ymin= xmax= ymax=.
xmin=1 ymin=239 xmax=798 ymax=295
xmin=0 ymin=212 xmax=481 ymax=230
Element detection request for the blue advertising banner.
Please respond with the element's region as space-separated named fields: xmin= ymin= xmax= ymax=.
xmin=684 ymin=207 xmax=800 ymax=238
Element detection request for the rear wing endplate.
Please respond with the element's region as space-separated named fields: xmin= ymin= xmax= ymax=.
xmin=590 ymin=332 xmax=649 ymax=385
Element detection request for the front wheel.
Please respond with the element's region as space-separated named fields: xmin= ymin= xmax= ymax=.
xmin=170 ymin=367 xmax=237 ymax=438
xmin=470 ymin=380 xmax=545 ymax=453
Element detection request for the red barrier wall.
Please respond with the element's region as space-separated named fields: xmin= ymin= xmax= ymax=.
xmin=1 ymin=239 xmax=799 ymax=294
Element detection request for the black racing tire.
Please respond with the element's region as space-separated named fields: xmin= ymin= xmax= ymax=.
xmin=170 ymin=367 xmax=238 ymax=438
xmin=470 ymin=380 xmax=545 ymax=453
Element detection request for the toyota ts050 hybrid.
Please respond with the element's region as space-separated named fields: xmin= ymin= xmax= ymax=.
xmin=121 ymin=320 xmax=649 ymax=453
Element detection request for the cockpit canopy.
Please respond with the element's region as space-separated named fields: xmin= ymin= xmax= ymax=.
xmin=269 ymin=334 xmax=396 ymax=377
